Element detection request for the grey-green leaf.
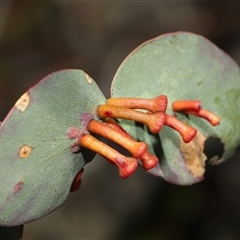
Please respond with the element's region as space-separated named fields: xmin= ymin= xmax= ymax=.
xmin=111 ymin=32 xmax=240 ymax=185
xmin=0 ymin=69 xmax=106 ymax=226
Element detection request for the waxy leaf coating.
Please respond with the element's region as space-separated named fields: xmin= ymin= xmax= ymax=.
xmin=0 ymin=70 xmax=105 ymax=226
xmin=111 ymin=32 xmax=240 ymax=185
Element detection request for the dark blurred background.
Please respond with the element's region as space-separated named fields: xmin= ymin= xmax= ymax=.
xmin=1 ymin=2 xmax=240 ymax=239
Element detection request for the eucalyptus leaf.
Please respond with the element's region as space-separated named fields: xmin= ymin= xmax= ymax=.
xmin=0 ymin=69 xmax=105 ymax=226
xmin=111 ymin=32 xmax=240 ymax=185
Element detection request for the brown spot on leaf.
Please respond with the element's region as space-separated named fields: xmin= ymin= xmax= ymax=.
xmin=14 ymin=181 xmax=24 ymax=193
xmin=15 ymin=92 xmax=30 ymax=112
xmin=85 ymin=73 xmax=93 ymax=85
xmin=180 ymin=131 xmax=207 ymax=178
xmin=19 ymin=145 xmax=33 ymax=158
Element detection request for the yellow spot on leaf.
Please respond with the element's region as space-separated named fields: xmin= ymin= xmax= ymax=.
xmin=85 ymin=73 xmax=93 ymax=85
xmin=180 ymin=131 xmax=207 ymax=178
xmin=19 ymin=144 xmax=33 ymax=158
xmin=15 ymin=92 xmax=30 ymax=112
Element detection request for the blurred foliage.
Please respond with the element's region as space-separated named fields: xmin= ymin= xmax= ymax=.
xmin=1 ymin=2 xmax=240 ymax=239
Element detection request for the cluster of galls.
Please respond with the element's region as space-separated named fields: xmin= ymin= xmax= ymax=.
xmin=67 ymin=95 xmax=220 ymax=191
